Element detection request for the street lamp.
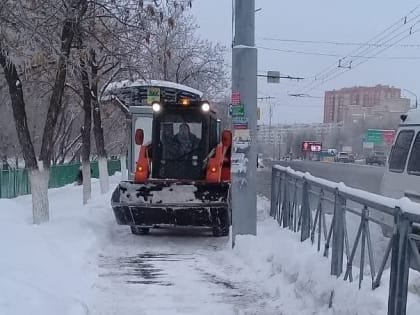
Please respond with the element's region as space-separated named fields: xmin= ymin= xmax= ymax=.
xmin=401 ymin=88 xmax=418 ymax=109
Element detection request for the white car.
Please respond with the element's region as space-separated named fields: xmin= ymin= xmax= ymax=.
xmin=379 ymin=109 xmax=420 ymax=235
xmin=380 ymin=109 xmax=420 ymax=202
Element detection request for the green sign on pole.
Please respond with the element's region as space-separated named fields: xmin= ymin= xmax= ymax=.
xmin=231 ymin=103 xmax=245 ymax=117
xmin=366 ymin=129 xmax=383 ymax=144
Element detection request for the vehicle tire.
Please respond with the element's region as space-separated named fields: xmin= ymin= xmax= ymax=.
xmin=212 ymin=210 xmax=229 ymax=237
xmin=219 ymin=221 xmax=229 ymax=236
xmin=212 ymin=223 xmax=229 ymax=237
xmin=130 ymin=226 xmax=150 ymax=235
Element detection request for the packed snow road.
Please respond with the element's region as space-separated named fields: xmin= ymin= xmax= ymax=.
xmin=91 ymin=224 xmax=278 ymax=314
xmin=1 ymin=173 xmax=420 ymax=315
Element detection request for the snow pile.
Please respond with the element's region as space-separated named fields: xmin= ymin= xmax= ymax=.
xmin=119 ymin=182 xmax=203 ymax=204
xmin=0 ymin=176 xmax=118 ymax=315
xmin=226 ymin=196 xmax=420 ymax=315
xmin=149 ymin=184 xmax=198 ymax=203
xmin=1 ymin=175 xmax=419 ymax=315
xmin=104 ymin=79 xmax=203 ymax=97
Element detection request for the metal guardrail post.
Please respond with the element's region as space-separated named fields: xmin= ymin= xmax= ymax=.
xmin=300 ymin=179 xmax=310 ymax=242
xmin=270 ymin=168 xmax=279 ymax=217
xmin=388 ymin=212 xmax=411 ymax=315
xmin=276 ymin=173 xmax=284 ymax=225
xmin=282 ymin=173 xmax=290 ymax=228
xmin=331 ymin=190 xmax=345 ymax=277
xmin=291 ymin=179 xmax=298 ymax=231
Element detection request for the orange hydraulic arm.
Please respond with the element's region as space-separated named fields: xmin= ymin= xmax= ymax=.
xmin=206 ymin=130 xmax=232 ymax=183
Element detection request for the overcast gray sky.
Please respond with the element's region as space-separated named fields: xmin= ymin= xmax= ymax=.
xmin=192 ymin=0 xmax=420 ymax=124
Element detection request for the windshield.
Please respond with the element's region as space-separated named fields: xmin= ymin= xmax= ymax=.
xmin=156 ymin=114 xmax=204 ymax=180
xmin=160 ymin=122 xmax=202 ymax=160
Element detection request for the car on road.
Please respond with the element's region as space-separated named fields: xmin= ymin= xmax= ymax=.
xmin=335 ymin=151 xmax=350 ymax=163
xmin=366 ymin=151 xmax=387 ymax=166
xmin=380 ymin=109 xmax=420 ymax=236
xmin=381 ymin=110 xmax=420 ymax=202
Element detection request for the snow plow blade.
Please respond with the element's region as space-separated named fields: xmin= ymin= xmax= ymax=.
xmin=111 ymin=181 xmax=231 ymax=236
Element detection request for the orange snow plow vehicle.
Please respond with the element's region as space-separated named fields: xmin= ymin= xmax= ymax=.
xmin=111 ymin=91 xmax=231 ymax=236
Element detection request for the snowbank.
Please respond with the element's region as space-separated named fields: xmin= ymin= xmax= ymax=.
xmin=1 ymin=176 xmax=419 ymax=315
xmin=226 ymin=196 xmax=420 ymax=315
xmin=0 ymin=176 xmax=118 ymax=315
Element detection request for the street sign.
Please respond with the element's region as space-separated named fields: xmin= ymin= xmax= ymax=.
xmin=301 ymin=141 xmax=322 ymax=152
xmin=366 ymin=129 xmax=396 ymax=145
xmin=231 ymin=104 xmax=245 ymax=117
xmin=363 ymin=142 xmax=374 ymax=149
xmin=367 ymin=129 xmax=383 ymax=144
xmin=383 ymin=130 xmax=396 ymax=145
xmin=232 ymin=116 xmax=248 ymax=129
xmin=231 ymin=91 xmax=241 ymax=104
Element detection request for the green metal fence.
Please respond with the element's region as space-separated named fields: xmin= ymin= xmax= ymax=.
xmin=0 ymin=159 xmax=121 ymax=199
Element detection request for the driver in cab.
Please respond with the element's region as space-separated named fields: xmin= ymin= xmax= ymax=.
xmin=173 ymin=123 xmax=200 ymax=159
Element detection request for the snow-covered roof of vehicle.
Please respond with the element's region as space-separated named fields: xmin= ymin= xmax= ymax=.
xmin=105 ymin=79 xmax=203 ymax=97
xmin=400 ymin=108 xmax=420 ymax=126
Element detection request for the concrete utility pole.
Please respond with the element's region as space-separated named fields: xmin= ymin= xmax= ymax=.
xmin=231 ymin=0 xmax=257 ymax=244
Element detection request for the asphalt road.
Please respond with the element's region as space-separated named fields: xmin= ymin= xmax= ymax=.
xmin=272 ymin=160 xmax=386 ymax=194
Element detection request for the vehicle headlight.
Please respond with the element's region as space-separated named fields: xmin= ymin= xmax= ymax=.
xmin=201 ymin=102 xmax=210 ymax=112
xmin=152 ymin=102 xmax=161 ymax=112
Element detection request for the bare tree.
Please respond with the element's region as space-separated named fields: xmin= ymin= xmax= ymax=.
xmin=138 ymin=5 xmax=228 ymax=99
xmin=74 ymin=0 xmax=197 ymax=193
xmin=0 ymin=0 xmax=89 ymax=224
xmin=78 ymin=53 xmax=93 ymax=203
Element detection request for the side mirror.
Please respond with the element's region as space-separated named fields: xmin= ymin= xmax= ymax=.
xmin=135 ymin=129 xmax=144 ymax=145
xmin=222 ymin=130 xmax=232 ymax=147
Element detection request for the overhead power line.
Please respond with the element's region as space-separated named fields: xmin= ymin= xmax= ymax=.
xmin=304 ymin=26 xmax=420 ymax=94
xmin=292 ymin=4 xmax=420 ymax=95
xmin=257 ymin=37 xmax=420 ymax=48
xmin=257 ymin=45 xmax=420 ymax=59
xmin=300 ymin=6 xmax=420 ymax=89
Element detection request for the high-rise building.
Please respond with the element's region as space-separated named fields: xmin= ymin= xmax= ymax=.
xmin=323 ymin=85 xmax=409 ymax=123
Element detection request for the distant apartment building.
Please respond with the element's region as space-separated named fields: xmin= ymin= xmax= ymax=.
xmin=257 ymin=122 xmax=343 ymax=157
xmin=323 ymin=85 xmax=410 ymax=124
xmin=257 ymin=122 xmax=341 ymax=144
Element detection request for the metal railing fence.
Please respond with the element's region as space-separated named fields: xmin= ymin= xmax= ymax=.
xmin=0 ymin=159 xmax=121 ymax=199
xmin=270 ymin=165 xmax=420 ymax=315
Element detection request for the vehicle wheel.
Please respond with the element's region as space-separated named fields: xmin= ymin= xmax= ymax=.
xmin=130 ymin=226 xmax=150 ymax=235
xmin=212 ymin=210 xmax=229 ymax=237
xmin=212 ymin=224 xmax=229 ymax=237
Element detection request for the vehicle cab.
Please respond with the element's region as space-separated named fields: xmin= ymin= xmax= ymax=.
xmin=380 ymin=109 xmax=420 ymax=203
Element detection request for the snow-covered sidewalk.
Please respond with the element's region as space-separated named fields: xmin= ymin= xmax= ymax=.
xmin=1 ymin=175 xmax=419 ymax=314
